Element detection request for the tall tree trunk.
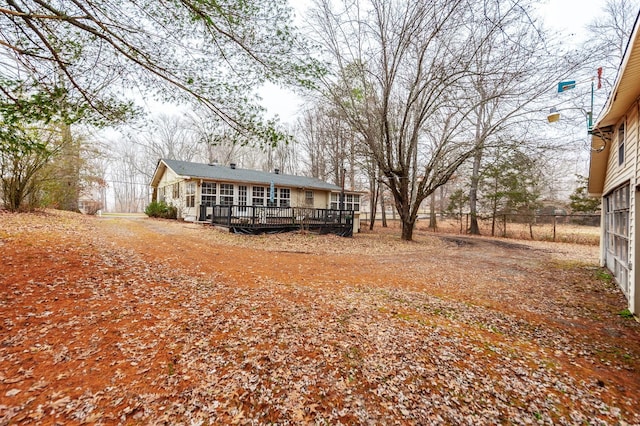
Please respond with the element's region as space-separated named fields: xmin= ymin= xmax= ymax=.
xmin=400 ymin=199 xmax=419 ymax=240
xmin=428 ymin=191 xmax=437 ymax=230
xmin=381 ymin=190 xmax=388 ymax=227
xmin=58 ymin=123 xmax=80 ymax=212
xmin=469 ymin=147 xmax=483 ymax=235
xmin=401 ymin=218 xmax=415 ymax=241
xmin=368 ymin=168 xmax=379 ymax=230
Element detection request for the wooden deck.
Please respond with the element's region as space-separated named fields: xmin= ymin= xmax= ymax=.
xmin=199 ymin=205 xmax=354 ymax=237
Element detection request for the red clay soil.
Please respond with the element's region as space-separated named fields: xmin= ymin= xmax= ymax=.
xmin=0 ymin=210 xmax=638 ymax=425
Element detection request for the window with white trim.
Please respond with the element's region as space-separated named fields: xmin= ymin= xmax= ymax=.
xmin=239 ymin=185 xmax=247 ymax=212
xmin=186 ymin=181 xmax=196 ymax=207
xmin=220 ymin=183 xmax=234 ymax=205
xmin=331 ymin=193 xmax=360 ymax=210
xmin=305 ymin=190 xmax=314 ymax=206
xmin=201 ymin=182 xmax=216 ymax=206
xmin=618 ymin=122 xmax=625 ymax=166
xmin=267 ymin=184 xmax=277 ymax=207
xmin=252 ymin=186 xmax=265 ymax=206
xmin=331 ymin=193 xmax=339 ymax=210
xmin=279 ymin=188 xmax=290 ymax=207
xmin=348 ymin=194 xmax=360 ymax=211
xmin=605 ymin=184 xmax=630 ymax=296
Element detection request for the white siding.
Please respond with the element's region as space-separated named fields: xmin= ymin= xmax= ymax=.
xmin=632 ymin=102 xmax=640 ymax=313
xmin=603 ymin=121 xmax=634 ymax=195
xmin=603 ymin=101 xmax=640 ymax=314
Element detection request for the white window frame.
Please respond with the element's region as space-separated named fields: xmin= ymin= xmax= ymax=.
xmin=331 ymin=193 xmax=359 ymax=211
xmin=252 ymin=186 xmax=265 ymax=206
xmin=305 ymin=190 xmax=314 ymax=206
xmin=618 ymin=121 xmax=626 ymax=166
xmin=279 ymin=188 xmax=290 ymax=207
xmin=185 ymin=181 xmax=196 ymax=208
xmin=201 ymin=182 xmax=216 ymax=206
xmin=220 ymin=183 xmax=234 ymax=206
xmin=238 ymin=185 xmax=248 ymax=212
xmin=605 ymin=183 xmax=630 ymax=296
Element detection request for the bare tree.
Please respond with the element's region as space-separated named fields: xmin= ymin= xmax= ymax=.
xmin=464 ymin=0 xmax=577 ymax=234
xmin=108 ymin=142 xmax=149 ymax=213
xmin=310 ymin=0 xmax=571 ymax=240
xmin=186 ymin=109 xmax=243 ymax=166
xmin=586 ymin=0 xmax=640 ymax=89
xmin=298 ymin=108 xmax=329 ymax=180
xmin=132 ymin=114 xmax=204 ymax=168
xmin=297 ymin=102 xmax=358 ymax=186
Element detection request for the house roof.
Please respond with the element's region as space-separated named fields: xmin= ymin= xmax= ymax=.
xmin=150 ymin=159 xmax=343 ymax=192
xmin=588 ymin=10 xmax=640 ymax=195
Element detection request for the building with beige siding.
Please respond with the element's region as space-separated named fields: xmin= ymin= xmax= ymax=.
xmin=150 ymin=159 xmax=361 ymax=236
xmin=588 ymin=11 xmax=640 ymax=315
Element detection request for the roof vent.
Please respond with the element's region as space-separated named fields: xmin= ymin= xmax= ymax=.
xmin=230 ymin=163 xmax=236 ymax=169
xmin=274 ymin=168 xmax=280 ymax=174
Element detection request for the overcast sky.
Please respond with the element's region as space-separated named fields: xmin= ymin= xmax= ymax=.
xmin=259 ymin=0 xmax=605 ymax=125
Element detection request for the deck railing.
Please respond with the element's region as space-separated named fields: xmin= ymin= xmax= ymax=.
xmin=200 ymin=205 xmax=354 ymax=236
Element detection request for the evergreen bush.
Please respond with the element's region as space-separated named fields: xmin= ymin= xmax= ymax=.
xmin=145 ymin=201 xmax=177 ymax=219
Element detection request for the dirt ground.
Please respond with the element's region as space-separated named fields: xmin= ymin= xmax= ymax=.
xmin=0 ymin=210 xmax=638 ymax=425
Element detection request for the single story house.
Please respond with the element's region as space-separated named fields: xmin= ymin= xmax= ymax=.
xmin=150 ymin=159 xmax=361 ymax=235
xmin=588 ymin=11 xmax=640 ymax=315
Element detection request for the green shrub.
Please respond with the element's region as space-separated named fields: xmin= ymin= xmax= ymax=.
xmin=145 ymin=201 xmax=177 ymax=219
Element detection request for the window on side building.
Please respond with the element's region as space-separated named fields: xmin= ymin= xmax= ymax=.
xmin=618 ymin=121 xmax=625 ymax=166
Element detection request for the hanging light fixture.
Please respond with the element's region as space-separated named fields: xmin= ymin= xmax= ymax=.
xmin=547 ymin=107 xmax=560 ymax=123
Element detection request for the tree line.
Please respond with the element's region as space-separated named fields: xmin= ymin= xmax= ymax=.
xmin=1 ymin=0 xmax=637 ymax=240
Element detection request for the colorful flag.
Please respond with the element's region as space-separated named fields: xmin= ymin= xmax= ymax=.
xmin=557 ymin=81 xmax=576 ymax=93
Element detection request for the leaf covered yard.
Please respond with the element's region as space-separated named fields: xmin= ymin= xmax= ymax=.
xmin=0 ymin=211 xmax=639 ymax=425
